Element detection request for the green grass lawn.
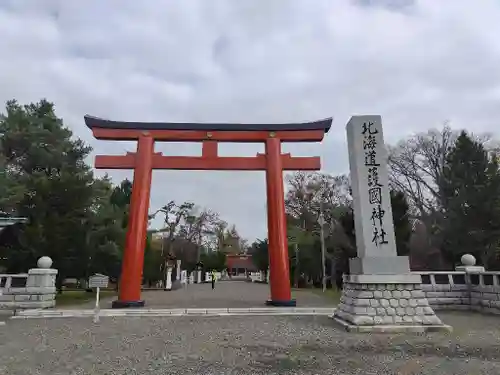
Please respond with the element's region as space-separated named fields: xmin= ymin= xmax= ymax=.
xmin=310 ymin=287 xmax=341 ymax=304
xmin=55 ymin=290 xmax=116 ymax=306
xmin=291 ymin=286 xmax=341 ymax=304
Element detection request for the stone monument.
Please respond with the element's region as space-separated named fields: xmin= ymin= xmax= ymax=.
xmin=333 ymin=115 xmax=450 ymax=332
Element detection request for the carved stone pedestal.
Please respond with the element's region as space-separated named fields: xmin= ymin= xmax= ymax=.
xmin=333 ymin=274 xmax=452 ymax=333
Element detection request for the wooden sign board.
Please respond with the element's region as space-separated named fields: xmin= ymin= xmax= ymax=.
xmin=89 ymin=274 xmax=109 ymax=288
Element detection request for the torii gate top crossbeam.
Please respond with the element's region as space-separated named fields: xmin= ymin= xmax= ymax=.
xmin=84 ymin=115 xmax=332 ymax=142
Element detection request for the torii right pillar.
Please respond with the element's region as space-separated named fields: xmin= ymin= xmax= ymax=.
xmin=265 ymin=136 xmax=295 ymax=306
xmin=333 ymin=115 xmax=450 ymax=332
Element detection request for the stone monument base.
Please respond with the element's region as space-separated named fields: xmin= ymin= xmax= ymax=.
xmin=333 ymin=274 xmax=452 ymax=333
xmin=349 ymin=256 xmax=410 ymax=275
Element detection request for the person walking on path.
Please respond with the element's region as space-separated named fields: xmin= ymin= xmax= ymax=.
xmin=211 ymin=270 xmax=216 ymax=290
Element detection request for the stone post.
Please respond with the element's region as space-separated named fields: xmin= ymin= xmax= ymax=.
xmin=26 ymin=256 xmax=58 ymax=308
xmin=455 ymin=254 xmax=485 ymax=273
xmin=176 ymin=259 xmax=181 ymax=281
xmin=333 ymin=116 xmax=449 ymax=332
xmin=181 ymin=270 xmax=187 ymax=287
xmin=165 ymin=267 xmax=173 ymax=290
xmin=456 ymin=254 xmax=484 ymax=308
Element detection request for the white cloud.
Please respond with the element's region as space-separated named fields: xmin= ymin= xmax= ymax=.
xmin=1 ymin=0 xmax=500 ymax=240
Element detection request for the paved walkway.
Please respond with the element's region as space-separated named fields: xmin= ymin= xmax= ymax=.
xmin=1 ymin=312 xmax=500 ymax=374
xmin=80 ymin=281 xmax=335 ymax=309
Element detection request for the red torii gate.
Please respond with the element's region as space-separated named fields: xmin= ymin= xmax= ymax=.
xmin=85 ymin=115 xmax=331 ymax=308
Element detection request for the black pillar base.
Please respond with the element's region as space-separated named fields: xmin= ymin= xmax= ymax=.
xmin=111 ymin=300 xmax=145 ymax=308
xmin=265 ymin=299 xmax=297 ymax=307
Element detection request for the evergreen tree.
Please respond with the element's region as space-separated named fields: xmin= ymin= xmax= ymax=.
xmin=391 ymin=190 xmax=412 ymax=256
xmin=0 ymin=100 xmax=96 ymax=288
xmin=249 ymin=238 xmax=269 ymax=272
xmin=441 ymin=131 xmax=500 ymax=267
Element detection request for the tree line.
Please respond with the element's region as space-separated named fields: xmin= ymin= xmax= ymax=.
xmin=0 ymin=100 xmax=245 ymax=291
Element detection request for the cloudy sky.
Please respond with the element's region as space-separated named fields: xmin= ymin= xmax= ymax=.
xmin=1 ymin=0 xmax=500 ymax=241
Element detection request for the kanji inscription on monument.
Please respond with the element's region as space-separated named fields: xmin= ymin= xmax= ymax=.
xmin=346 ymin=115 xmax=398 ymax=260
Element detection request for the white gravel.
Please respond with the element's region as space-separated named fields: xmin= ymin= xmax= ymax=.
xmin=1 ymin=312 xmax=500 ymax=374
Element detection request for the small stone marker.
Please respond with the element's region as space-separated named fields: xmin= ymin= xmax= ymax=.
xmin=333 ymin=115 xmax=449 ymax=333
xmin=89 ymin=273 xmax=109 ymax=323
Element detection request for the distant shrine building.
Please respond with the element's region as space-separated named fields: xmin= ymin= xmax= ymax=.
xmin=225 ymin=254 xmax=257 ymax=276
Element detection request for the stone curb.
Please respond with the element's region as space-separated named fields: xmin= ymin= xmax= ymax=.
xmin=332 ymin=316 xmax=453 ymax=333
xmin=10 ymin=307 xmax=336 ymax=319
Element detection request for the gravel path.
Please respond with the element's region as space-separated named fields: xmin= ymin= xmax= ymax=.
xmin=73 ymin=281 xmax=334 ymax=309
xmin=1 ymin=311 xmax=500 ymax=374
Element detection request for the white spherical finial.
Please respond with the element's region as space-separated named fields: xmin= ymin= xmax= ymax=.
xmin=461 ymin=254 xmax=476 ymax=267
xmin=37 ymin=256 xmax=53 ymax=269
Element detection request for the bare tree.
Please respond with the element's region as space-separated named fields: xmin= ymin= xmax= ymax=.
xmin=285 ymin=171 xmax=353 ymax=286
xmin=176 ymin=206 xmax=226 ymax=260
xmin=212 ymin=219 xmax=228 ymax=252
xmin=151 ymin=200 xmax=194 ymax=283
xmin=285 ymin=171 xmax=350 ymax=230
xmin=192 ymin=208 xmax=220 ymax=261
xmin=388 ymin=125 xmax=454 ymax=221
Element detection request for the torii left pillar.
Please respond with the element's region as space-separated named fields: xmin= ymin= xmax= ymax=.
xmin=265 ymin=137 xmax=294 ymax=306
xmin=112 ymin=133 xmax=154 ymax=308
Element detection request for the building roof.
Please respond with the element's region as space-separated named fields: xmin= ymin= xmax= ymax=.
xmin=84 ymin=115 xmax=332 ymax=134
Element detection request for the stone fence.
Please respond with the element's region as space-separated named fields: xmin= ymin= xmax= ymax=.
xmin=415 ymin=270 xmax=500 ymax=314
xmin=0 ymin=256 xmax=57 ymax=310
